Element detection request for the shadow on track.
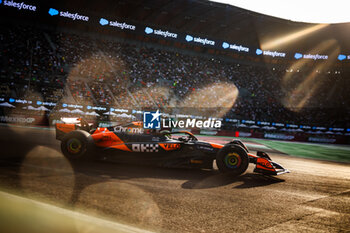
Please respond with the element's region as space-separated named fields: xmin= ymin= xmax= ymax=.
xmin=70 ymin=159 xmax=284 ymax=198
xmin=181 ymin=173 xmax=284 ymax=189
xmin=0 ymin=148 xmax=285 ymax=206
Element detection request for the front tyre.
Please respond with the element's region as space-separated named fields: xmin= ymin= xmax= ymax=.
xmin=61 ymin=130 xmax=93 ymax=161
xmin=216 ymin=144 xmax=249 ymax=176
xmin=230 ymin=139 xmax=249 ymax=153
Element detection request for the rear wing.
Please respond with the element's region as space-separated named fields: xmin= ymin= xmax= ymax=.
xmin=55 ymin=117 xmax=92 ymax=140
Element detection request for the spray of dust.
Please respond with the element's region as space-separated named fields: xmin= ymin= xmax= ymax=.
xmin=179 ymin=82 xmax=239 ymax=117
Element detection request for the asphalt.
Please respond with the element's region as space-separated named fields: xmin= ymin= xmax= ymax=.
xmin=0 ymin=125 xmax=349 ymax=233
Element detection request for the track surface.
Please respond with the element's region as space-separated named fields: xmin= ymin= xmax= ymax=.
xmin=0 ymin=125 xmax=349 ymax=232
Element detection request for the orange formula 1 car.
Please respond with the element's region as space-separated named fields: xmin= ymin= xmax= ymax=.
xmin=56 ymin=118 xmax=289 ymax=176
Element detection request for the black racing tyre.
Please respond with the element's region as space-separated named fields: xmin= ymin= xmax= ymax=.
xmin=61 ymin=130 xmax=93 ymax=161
xmin=216 ymin=144 xmax=249 ymax=176
xmin=230 ymin=139 xmax=249 ymax=153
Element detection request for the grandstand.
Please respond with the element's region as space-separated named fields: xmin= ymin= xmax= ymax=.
xmin=0 ymin=0 xmax=349 ymax=143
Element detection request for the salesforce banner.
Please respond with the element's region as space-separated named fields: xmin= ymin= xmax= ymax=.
xmin=1 ymin=0 xmax=37 ymax=11
xmin=144 ymin=26 xmax=177 ymax=39
xmin=222 ymin=42 xmax=249 ymax=53
xmin=294 ymin=53 xmax=328 ymax=60
xmin=185 ymin=34 xmax=215 ymax=46
xmin=256 ymin=48 xmax=286 ymax=58
xmin=140 ymin=24 xmax=253 ymax=54
xmin=48 ymin=7 xmax=89 ymax=22
xmin=337 ymin=54 xmax=350 ymax=61
xmin=1 ymin=3 xmax=343 ymax=62
xmin=99 ymin=17 xmax=136 ymax=31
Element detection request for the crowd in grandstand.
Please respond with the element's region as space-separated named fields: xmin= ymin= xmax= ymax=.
xmin=0 ymin=24 xmax=349 ymax=129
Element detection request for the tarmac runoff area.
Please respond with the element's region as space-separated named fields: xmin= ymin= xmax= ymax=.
xmin=0 ymin=124 xmax=349 ymax=232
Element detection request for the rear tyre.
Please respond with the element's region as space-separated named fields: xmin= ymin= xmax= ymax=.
xmin=61 ymin=130 xmax=93 ymax=161
xmin=216 ymin=144 xmax=249 ymax=176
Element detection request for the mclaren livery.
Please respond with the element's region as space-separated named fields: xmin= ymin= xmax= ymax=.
xmin=56 ymin=118 xmax=289 ymax=176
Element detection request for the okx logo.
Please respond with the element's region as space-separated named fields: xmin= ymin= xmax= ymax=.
xmin=143 ymin=110 xmax=161 ymax=129
xmin=48 ymin=8 xmax=59 ymax=16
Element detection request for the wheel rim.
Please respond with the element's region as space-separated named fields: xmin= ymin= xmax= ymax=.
xmin=67 ymin=138 xmax=82 ymax=154
xmin=224 ymin=152 xmax=242 ymax=169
